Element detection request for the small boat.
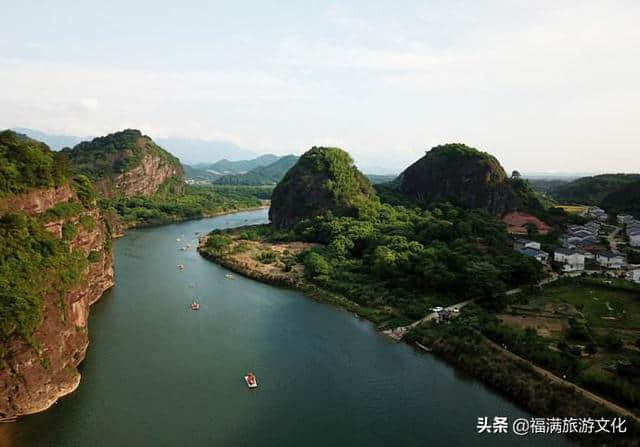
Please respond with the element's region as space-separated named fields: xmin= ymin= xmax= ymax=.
xmin=225 ymin=274 xmax=235 ymax=280
xmin=195 ymin=232 xmax=200 ymax=235
xmin=177 ymin=264 xmax=185 ymax=271
xmin=176 ymin=238 xmax=181 ymax=242
xmin=180 ymin=246 xmax=187 ymax=251
xmin=191 ymin=301 xmax=200 ymax=311
xmin=244 ymin=372 xmax=258 ymax=388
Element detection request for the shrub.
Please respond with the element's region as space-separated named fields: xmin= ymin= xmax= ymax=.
xmin=79 ymin=215 xmax=95 ymax=231
xmin=62 ymin=222 xmax=77 ymax=241
xmin=303 ymin=251 xmax=332 ymax=277
xmin=205 ymin=234 xmax=232 ymax=254
xmin=256 ymin=250 xmax=278 ymax=264
xmin=603 ymin=332 xmax=623 ymax=352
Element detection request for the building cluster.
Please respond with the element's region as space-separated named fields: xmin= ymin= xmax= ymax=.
xmin=513 ymin=239 xmax=549 ymax=264
xmin=559 ymin=221 xmax=601 ymax=250
xmin=512 ymin=211 xmax=640 ymax=283
xmin=618 ymin=214 xmax=640 ymax=248
xmin=584 ymin=206 xmax=609 ymax=222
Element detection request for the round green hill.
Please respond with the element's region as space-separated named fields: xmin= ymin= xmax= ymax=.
xmin=269 ymin=147 xmax=374 ymax=228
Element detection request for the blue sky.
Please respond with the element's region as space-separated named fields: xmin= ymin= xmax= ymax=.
xmin=1 ymin=0 xmax=639 ymax=172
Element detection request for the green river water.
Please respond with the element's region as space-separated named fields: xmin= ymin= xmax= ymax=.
xmin=1 ymin=209 xmax=568 ymax=446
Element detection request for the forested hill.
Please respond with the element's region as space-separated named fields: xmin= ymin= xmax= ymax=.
xmin=214 ymin=155 xmax=299 ymax=185
xmin=62 ymin=129 xmax=183 ymax=198
xmin=0 ymin=130 xmax=70 ymax=196
xmin=601 ymin=179 xmax=640 ymax=215
xmin=0 ymin=130 xmax=115 ymax=417
xmin=392 ymin=143 xmax=543 ymax=215
xmin=269 ymin=147 xmax=374 ymax=228
xmin=547 ymin=173 xmax=640 ymax=206
xmin=194 ymin=154 xmax=280 ymax=175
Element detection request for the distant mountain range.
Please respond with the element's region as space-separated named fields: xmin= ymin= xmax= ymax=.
xmin=12 ymin=127 xmax=88 ymax=150
xmin=13 ymin=128 xmax=400 ymax=183
xmin=11 ymin=128 xmax=258 ymax=163
xmin=194 ymin=154 xmax=281 ymax=175
xmin=213 ymin=155 xmax=299 ymax=185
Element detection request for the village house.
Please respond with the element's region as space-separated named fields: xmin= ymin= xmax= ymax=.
xmin=596 ymin=251 xmax=627 ymax=269
xmin=617 ymin=214 xmax=635 ymax=225
xmin=629 ymin=269 xmax=640 ymax=284
xmin=584 ymin=221 xmax=601 ymax=232
xmin=518 ymin=247 xmax=549 ymax=264
xmin=554 ymin=249 xmax=585 ymax=272
xmin=585 ymin=206 xmax=609 ymax=222
xmin=513 ymin=238 xmax=541 ymax=251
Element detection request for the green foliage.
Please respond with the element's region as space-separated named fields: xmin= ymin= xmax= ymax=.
xmin=0 ymin=130 xmax=70 ymax=196
xmin=61 ymin=222 xmax=77 ymax=241
xmin=40 ymin=201 xmax=84 ymax=222
xmin=79 ymin=215 xmax=96 ymax=231
xmin=303 ymin=251 xmax=332 ymax=277
xmin=73 ymin=175 xmax=98 ymax=207
xmin=602 ymin=178 xmax=640 ymax=216
xmin=269 ymin=147 xmax=375 ymax=228
xmin=238 ymin=198 xmax=544 ymax=318
xmin=87 ymin=250 xmax=101 ymax=263
xmin=0 ymin=212 xmax=87 ymax=339
xmin=549 ymin=173 xmax=640 ymax=206
xmin=100 ymin=184 xmax=265 ymax=227
xmin=61 ymin=129 xmax=182 ymax=181
xmin=256 ymin=250 xmax=278 ymax=264
xmin=205 ymin=234 xmax=232 ymax=254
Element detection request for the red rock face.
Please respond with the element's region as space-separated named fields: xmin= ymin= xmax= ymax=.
xmin=0 ymin=188 xmax=114 ymax=419
xmin=0 ymin=184 xmax=74 ymax=215
xmin=96 ymin=153 xmax=182 ymax=198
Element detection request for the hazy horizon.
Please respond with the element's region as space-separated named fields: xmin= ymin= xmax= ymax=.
xmin=2 ymin=1 xmax=639 ymax=173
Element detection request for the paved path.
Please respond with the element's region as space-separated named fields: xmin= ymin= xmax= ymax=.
xmin=483 ymin=336 xmax=640 ymax=424
xmin=385 ymin=274 xmax=560 ymax=341
xmin=506 ymin=272 xmax=559 ymax=295
xmin=383 ymin=300 xmax=474 ymax=341
xmin=607 ymin=226 xmax=622 ymax=253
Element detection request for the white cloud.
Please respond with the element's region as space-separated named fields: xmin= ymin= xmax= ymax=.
xmin=1 ymin=1 xmax=639 ymax=173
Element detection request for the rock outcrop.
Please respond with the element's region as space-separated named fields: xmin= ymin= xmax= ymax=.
xmin=0 ymin=184 xmax=74 ymax=215
xmin=62 ymin=129 xmax=184 ymax=198
xmin=269 ymin=147 xmax=374 ymax=228
xmin=394 ymin=143 xmax=530 ymax=215
xmin=0 ymin=131 xmax=115 ymax=419
xmin=0 ymin=186 xmax=114 ymax=419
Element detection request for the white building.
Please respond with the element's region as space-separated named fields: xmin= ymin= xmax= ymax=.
xmin=617 ymin=214 xmax=635 ymax=225
xmin=596 ymin=251 xmax=627 ymax=269
xmin=632 ymin=269 xmax=640 ymax=284
xmin=630 ymin=233 xmax=640 ymax=248
xmin=554 ymin=249 xmax=585 ymax=272
xmin=513 ymin=239 xmax=541 ymax=251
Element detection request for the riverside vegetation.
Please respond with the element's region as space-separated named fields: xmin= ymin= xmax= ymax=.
xmin=199 ymin=144 xmax=640 ymax=445
xmin=0 ymin=128 xmax=272 ymax=344
xmin=0 ymin=129 xmax=274 ymax=408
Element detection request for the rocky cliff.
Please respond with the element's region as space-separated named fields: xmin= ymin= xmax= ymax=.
xmin=0 ymin=131 xmax=114 ymax=419
xmin=269 ymin=147 xmax=375 ymax=228
xmin=0 ymin=187 xmax=114 ymax=419
xmin=62 ymin=129 xmax=184 ymax=198
xmin=393 ymin=143 xmax=542 ymax=215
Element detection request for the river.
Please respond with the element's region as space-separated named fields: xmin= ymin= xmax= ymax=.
xmin=1 ymin=209 xmax=568 ymax=446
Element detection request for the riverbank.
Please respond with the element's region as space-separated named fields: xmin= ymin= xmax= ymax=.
xmin=7 ymin=208 xmax=560 ymax=447
xmin=112 ymin=204 xmax=271 ymax=237
xmin=198 ymin=232 xmax=640 ymax=446
xmin=197 ymin=235 xmax=377 ymax=318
